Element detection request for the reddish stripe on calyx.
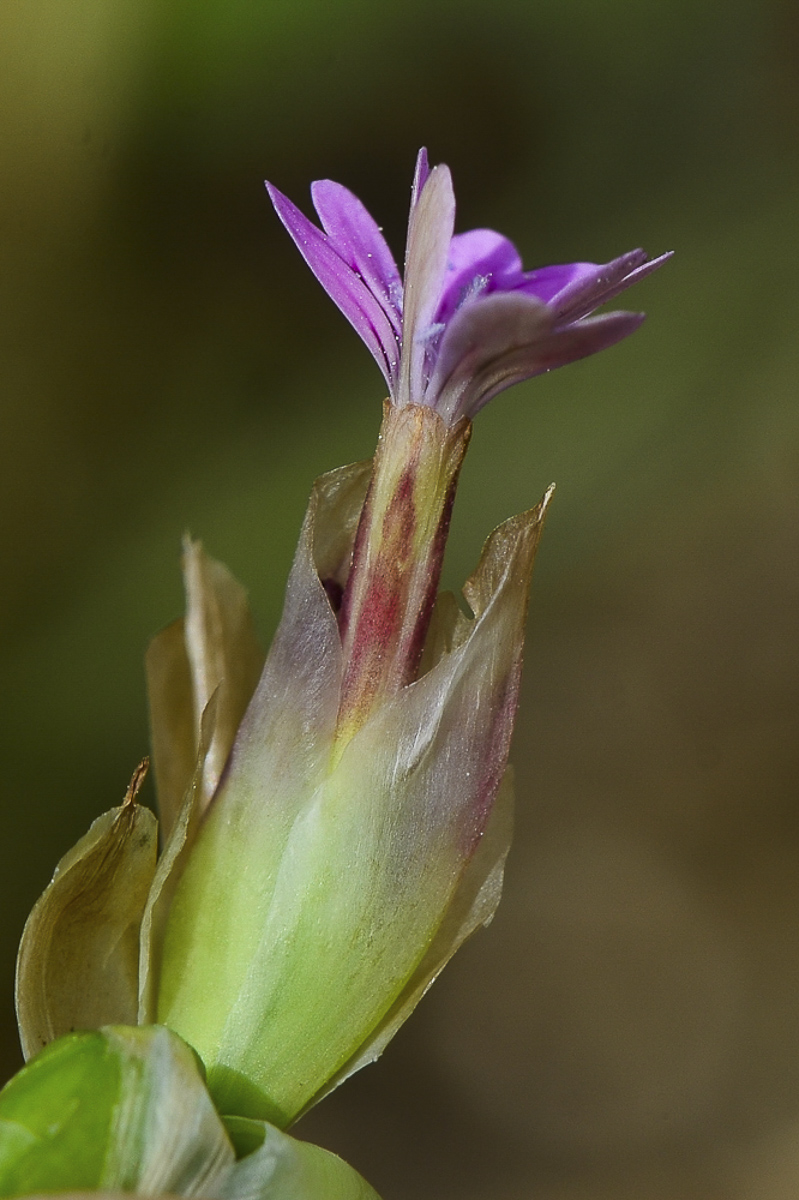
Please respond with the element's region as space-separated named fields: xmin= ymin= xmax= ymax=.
xmin=335 ymin=402 xmax=470 ymax=747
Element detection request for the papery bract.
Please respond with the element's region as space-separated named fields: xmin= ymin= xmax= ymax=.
xmin=156 ymin=458 xmax=551 ymax=1124
xmin=15 ymin=763 xmax=157 ymax=1061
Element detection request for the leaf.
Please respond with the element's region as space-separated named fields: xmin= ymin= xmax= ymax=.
xmin=100 ymin=1026 xmax=233 ymax=1196
xmin=220 ymin=1116 xmax=382 ymax=1200
xmin=0 ymin=1032 xmax=121 ymax=1195
xmin=0 ymin=1026 xmax=233 ymax=1197
xmin=0 ymin=1028 xmax=381 ymax=1200
xmin=155 ymin=467 xmax=365 ymax=1107
xmin=15 ymin=763 xmax=158 ymax=1061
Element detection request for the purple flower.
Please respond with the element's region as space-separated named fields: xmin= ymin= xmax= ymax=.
xmin=266 ymin=149 xmax=671 ymax=426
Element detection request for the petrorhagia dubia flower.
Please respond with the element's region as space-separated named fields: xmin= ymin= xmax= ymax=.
xmin=16 ymin=149 xmax=669 ymax=1131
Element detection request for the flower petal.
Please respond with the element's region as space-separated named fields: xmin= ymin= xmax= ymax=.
xmin=466 ymin=309 xmax=648 ymax=418
xmin=436 ymin=229 xmax=524 ymax=325
xmin=266 ymin=183 xmax=400 ymax=391
xmin=536 ymin=309 xmax=647 ymax=369
xmin=310 ymin=180 xmax=403 ymax=343
xmin=397 ymin=164 xmax=456 ymax=407
xmin=407 ymin=147 xmax=431 ymax=231
xmin=546 ymin=249 xmax=672 ymax=323
xmin=514 ymin=260 xmax=605 ymax=305
xmin=428 ymin=291 xmax=554 ymax=423
xmin=430 ymin=293 xmax=647 ymax=420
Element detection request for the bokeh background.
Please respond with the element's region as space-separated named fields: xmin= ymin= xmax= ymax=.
xmin=2 ymin=0 xmax=799 ymax=1195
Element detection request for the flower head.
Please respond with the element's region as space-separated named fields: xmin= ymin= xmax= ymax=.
xmin=266 ymin=148 xmax=671 ymax=425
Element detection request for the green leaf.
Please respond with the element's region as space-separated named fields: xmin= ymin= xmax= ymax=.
xmin=0 ymin=1032 xmax=119 ymax=1195
xmin=220 ymin=1116 xmax=382 ymax=1200
xmin=0 ymin=1028 xmax=381 ymax=1200
xmin=0 ymin=1026 xmax=233 ymax=1197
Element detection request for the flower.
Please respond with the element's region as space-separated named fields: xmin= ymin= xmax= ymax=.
xmin=266 ymin=148 xmax=671 ymax=426
xmin=15 ymin=149 xmax=670 ymax=1134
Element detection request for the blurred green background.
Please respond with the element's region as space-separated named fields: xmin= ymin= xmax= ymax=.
xmin=2 ymin=0 xmax=798 ymax=1196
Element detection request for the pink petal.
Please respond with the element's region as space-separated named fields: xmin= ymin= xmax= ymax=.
xmin=266 ymin=182 xmax=401 ymax=391
xmin=436 ymin=229 xmax=524 ymax=324
xmin=397 ymin=165 xmax=456 ymax=406
xmin=311 ymin=180 xmax=403 ymax=341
